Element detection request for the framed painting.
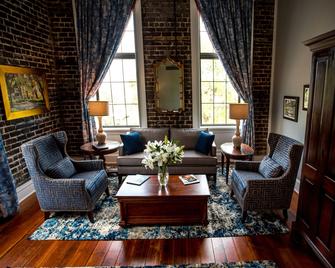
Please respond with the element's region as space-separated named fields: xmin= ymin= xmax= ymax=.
xmin=283 ymin=96 xmax=299 ymax=122
xmin=0 ymin=65 xmax=50 ymax=120
xmin=302 ymin=84 xmax=309 ymax=110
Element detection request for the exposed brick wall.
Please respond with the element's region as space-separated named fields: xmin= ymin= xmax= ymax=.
xmin=142 ymin=0 xmax=193 ymax=128
xmin=47 ymin=0 xmax=84 ymax=154
xmin=0 ymin=0 xmax=62 ymax=186
xmin=252 ymin=0 xmax=275 ymax=154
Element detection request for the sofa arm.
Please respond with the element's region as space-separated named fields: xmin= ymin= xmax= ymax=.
xmin=72 ymin=159 xmax=104 ymax=171
xmin=210 ymin=141 xmax=217 ymax=157
xmin=235 ymin=160 xmax=260 ymax=171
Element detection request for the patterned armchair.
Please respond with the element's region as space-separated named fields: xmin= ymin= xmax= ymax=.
xmin=21 ymin=131 xmax=109 ymax=223
xmin=231 ymin=133 xmax=303 ymax=222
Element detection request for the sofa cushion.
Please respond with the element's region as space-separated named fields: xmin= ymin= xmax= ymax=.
xmin=170 ymin=128 xmax=208 ymax=149
xmin=34 ymin=135 xmax=64 ymax=172
xmin=195 ymin=131 xmax=215 ymax=155
xmin=258 ymin=156 xmax=283 ymax=178
xmin=120 ymin=131 xmax=145 ymax=155
xmin=130 ymin=128 xmax=169 ymax=144
xmin=117 ymin=152 xmax=145 ymax=166
xmin=71 ymin=170 xmax=107 ymax=196
xmin=232 ymin=169 xmax=265 ymax=196
xmin=45 ymin=157 xmax=77 ymax=178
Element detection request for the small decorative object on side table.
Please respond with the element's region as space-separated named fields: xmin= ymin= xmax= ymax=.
xmin=142 ymin=137 xmax=184 ymax=187
xmin=221 ymin=142 xmax=254 ymax=184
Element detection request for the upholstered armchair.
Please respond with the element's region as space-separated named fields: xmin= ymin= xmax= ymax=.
xmin=230 ymin=133 xmax=303 ymax=222
xmin=21 ymin=131 xmax=109 ymax=223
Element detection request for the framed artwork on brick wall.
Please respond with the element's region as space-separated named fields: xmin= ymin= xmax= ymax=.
xmin=0 ymin=65 xmax=50 ymax=120
xmin=283 ymin=96 xmax=299 ymax=122
xmin=302 ymin=84 xmax=309 ymax=110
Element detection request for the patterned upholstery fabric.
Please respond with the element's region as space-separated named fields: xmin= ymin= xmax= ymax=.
xmin=258 ymin=156 xmax=283 ymax=178
xmin=72 ymin=170 xmax=108 ymax=198
xmin=21 ymin=131 xmax=108 ymax=213
xmin=231 ymin=133 xmax=303 ymax=217
xmin=232 ymin=170 xmax=264 ymax=196
xmin=45 ymin=157 xmax=77 ymax=178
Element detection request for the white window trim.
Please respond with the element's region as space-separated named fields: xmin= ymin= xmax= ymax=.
xmin=190 ymin=1 xmax=235 ymax=130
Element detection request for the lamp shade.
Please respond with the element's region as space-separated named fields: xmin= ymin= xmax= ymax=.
xmin=88 ymin=101 xmax=109 ymax=116
xmin=229 ymin=103 xmax=249 ymax=120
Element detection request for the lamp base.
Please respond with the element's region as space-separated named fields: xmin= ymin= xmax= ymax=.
xmin=232 ymin=134 xmax=242 ymax=149
xmin=96 ymin=132 xmax=107 ymax=145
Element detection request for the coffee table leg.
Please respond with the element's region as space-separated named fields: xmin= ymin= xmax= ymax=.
xmin=225 ymin=155 xmax=230 ymax=184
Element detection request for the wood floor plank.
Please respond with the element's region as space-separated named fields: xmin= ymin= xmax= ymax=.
xmin=115 ymin=240 xmax=147 ymax=266
xmin=221 ymin=237 xmax=239 ymax=262
xmin=66 ymin=241 xmax=99 ymax=266
xmin=233 ymin=237 xmax=256 ymax=260
xmin=199 ymin=239 xmax=215 ymax=264
xmin=86 ymin=241 xmax=113 ymax=266
xmin=211 ymin=238 xmax=227 ymax=263
xmin=144 ymin=239 xmax=165 ymax=266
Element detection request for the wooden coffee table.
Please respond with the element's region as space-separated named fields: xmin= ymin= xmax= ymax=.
xmin=116 ymin=175 xmax=210 ymax=227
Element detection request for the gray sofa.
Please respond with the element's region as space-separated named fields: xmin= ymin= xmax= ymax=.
xmin=117 ymin=128 xmax=217 ymax=184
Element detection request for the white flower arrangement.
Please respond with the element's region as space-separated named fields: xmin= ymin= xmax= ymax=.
xmin=141 ymin=136 xmax=184 ymax=170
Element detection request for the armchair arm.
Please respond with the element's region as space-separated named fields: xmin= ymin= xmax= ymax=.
xmin=72 ymin=159 xmax=104 ymax=171
xmin=235 ymin=160 xmax=260 ymax=171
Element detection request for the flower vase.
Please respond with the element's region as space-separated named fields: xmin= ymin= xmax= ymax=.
xmin=158 ymin=165 xmax=169 ymax=187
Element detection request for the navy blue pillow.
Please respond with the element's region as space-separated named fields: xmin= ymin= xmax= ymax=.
xmin=120 ymin=132 xmax=145 ymax=155
xmin=195 ymin=131 xmax=215 ymax=155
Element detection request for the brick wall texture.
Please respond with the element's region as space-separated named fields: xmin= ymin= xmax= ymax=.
xmin=0 ymin=0 xmax=274 ymax=187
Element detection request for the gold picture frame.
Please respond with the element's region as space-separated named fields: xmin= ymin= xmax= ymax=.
xmin=0 ymin=65 xmax=50 ymax=120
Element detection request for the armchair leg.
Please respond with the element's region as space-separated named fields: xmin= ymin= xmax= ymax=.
xmin=105 ymin=187 xmax=110 ymax=197
xmin=283 ymin=209 xmax=288 ymax=220
xmin=87 ymin=211 xmax=94 ymax=223
xmin=241 ymin=211 xmax=247 ymax=223
xmin=230 ymin=189 xmax=234 ymax=197
xmin=44 ymin=211 xmax=50 ymax=221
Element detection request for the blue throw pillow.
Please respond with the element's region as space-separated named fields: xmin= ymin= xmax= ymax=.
xmin=258 ymin=156 xmax=283 ymax=178
xmin=195 ymin=131 xmax=215 ymax=155
xmin=120 ymin=131 xmax=145 ymax=155
xmin=45 ymin=157 xmax=77 ymax=178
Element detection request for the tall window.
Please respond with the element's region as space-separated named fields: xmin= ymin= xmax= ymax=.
xmin=96 ymin=13 xmax=140 ymax=127
xmin=200 ymin=17 xmax=239 ymax=126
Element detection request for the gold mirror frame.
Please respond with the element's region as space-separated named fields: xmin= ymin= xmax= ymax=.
xmin=154 ymin=58 xmax=184 ymax=113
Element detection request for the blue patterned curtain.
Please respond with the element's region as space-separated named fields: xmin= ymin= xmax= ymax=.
xmin=0 ymin=133 xmax=18 ymax=218
xmin=76 ymin=0 xmax=135 ymax=141
xmin=195 ymin=0 xmax=255 ymax=148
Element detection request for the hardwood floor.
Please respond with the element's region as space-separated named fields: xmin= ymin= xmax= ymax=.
xmin=0 ymin=192 xmax=323 ymax=267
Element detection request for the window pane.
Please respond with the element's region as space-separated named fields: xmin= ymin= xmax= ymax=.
xmin=110 ymin=60 xmax=123 ymax=82
xmin=126 ymin=105 xmax=140 ymax=125
xmin=202 ymin=104 xmax=213 ymax=125
xmin=99 ymin=83 xmax=112 ymax=101
xmin=201 ymin=82 xmax=213 ymax=103
xmin=200 ymin=32 xmax=215 ymax=53
xmin=214 ymin=104 xmax=227 ymax=125
xmin=123 ymin=59 xmax=137 ymax=81
xmin=111 ymin=83 xmax=125 ymax=104
xmin=201 ymin=59 xmax=213 ymax=81
xmin=102 ymin=70 xmax=111 ymax=83
xmin=120 ymin=32 xmax=135 ymax=53
xmin=227 ymin=83 xmax=239 ymax=103
xmin=213 ymin=59 xmax=226 ymax=81
xmin=125 ymin=82 xmax=138 ymax=104
xmin=113 ymin=105 xmax=127 ymax=126
xmin=214 ymin=82 xmax=225 ymax=103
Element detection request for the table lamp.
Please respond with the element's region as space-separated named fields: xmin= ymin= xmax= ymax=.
xmin=229 ymin=103 xmax=249 ymax=149
xmin=88 ymin=101 xmax=109 ymax=145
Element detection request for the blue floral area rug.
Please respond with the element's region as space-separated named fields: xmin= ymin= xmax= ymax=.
xmin=91 ymin=260 xmax=277 ymax=268
xmin=29 ymin=170 xmax=288 ymax=240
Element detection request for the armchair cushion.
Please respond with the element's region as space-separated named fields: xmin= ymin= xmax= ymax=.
xmin=195 ymin=131 xmax=215 ymax=155
xmin=45 ymin=157 xmax=77 ymax=178
xmin=258 ymin=156 xmax=283 ymax=178
xmin=71 ymin=170 xmax=107 ymax=196
xmin=120 ymin=131 xmax=145 ymax=155
xmin=232 ymin=169 xmax=265 ymax=196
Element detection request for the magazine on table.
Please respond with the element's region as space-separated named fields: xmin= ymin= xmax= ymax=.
xmin=126 ymin=174 xmax=150 ymax=186
xmin=179 ymin=174 xmax=200 ymax=185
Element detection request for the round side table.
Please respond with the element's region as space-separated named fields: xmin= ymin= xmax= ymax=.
xmin=80 ymin=141 xmax=121 ymax=169
xmin=220 ymin=143 xmax=254 ymax=184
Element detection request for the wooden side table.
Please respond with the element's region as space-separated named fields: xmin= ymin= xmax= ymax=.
xmin=220 ymin=143 xmax=254 ymax=184
xmin=80 ymin=141 xmax=121 ymax=170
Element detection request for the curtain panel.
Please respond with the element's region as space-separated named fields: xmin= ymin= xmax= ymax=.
xmin=195 ymin=0 xmax=255 ymax=148
xmin=76 ymin=0 xmax=135 ymax=141
xmin=0 ymin=133 xmax=18 ymax=218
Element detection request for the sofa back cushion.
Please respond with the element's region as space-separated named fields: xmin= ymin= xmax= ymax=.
xmin=34 ymin=135 xmax=64 ymax=172
xmin=170 ymin=128 xmax=208 ymax=149
xmin=195 ymin=131 xmax=215 ymax=154
xmin=120 ymin=131 xmax=145 ymax=155
xmin=130 ymin=128 xmax=169 ymax=144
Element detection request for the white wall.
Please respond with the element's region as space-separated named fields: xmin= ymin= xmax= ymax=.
xmin=271 ymin=0 xmax=335 ymax=143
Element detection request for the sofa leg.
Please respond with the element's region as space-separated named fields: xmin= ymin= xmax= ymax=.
xmin=105 ymin=187 xmax=110 ymax=197
xmin=283 ymin=209 xmax=288 ymax=220
xmin=87 ymin=211 xmax=94 ymax=223
xmin=44 ymin=211 xmax=50 ymax=221
xmin=241 ymin=210 xmax=247 ymax=223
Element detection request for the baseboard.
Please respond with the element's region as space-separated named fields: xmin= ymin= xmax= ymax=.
xmin=17 ymin=180 xmax=35 ymax=203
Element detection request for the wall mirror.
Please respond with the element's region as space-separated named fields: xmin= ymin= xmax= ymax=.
xmin=154 ymin=58 xmax=184 ymax=113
